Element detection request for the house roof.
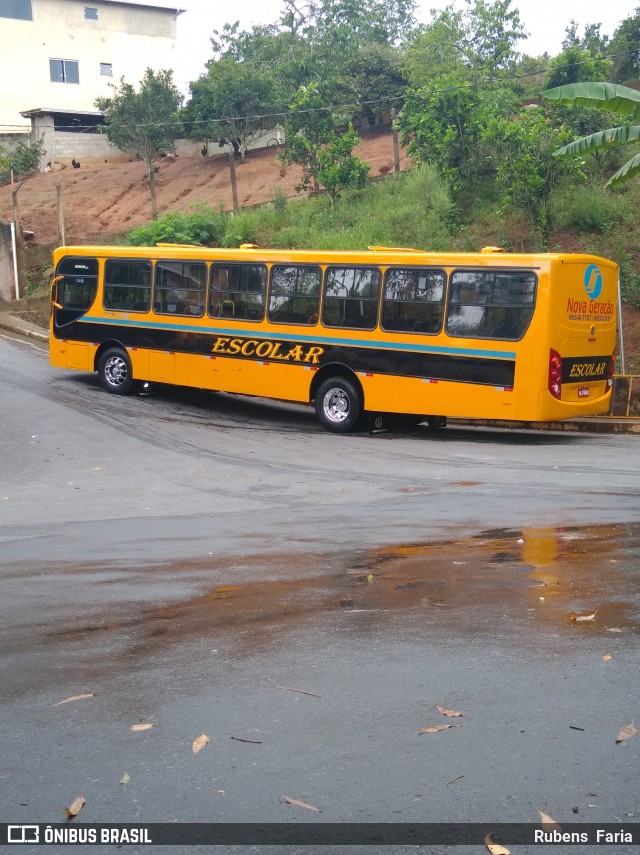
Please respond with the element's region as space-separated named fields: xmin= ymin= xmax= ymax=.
xmin=99 ymin=0 xmax=185 ymax=11
xmin=21 ymin=108 xmax=104 ymax=118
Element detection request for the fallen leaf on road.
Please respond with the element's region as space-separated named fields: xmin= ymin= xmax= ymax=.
xmin=484 ymin=833 xmax=510 ymax=854
xmin=119 ymin=772 xmax=130 ymax=785
xmin=280 ymin=795 xmax=320 ymax=812
xmin=602 ymin=654 xmax=613 ymax=662
xmin=615 ymin=721 xmax=638 ymax=744
xmin=53 ymin=693 xmax=95 ymax=707
xmin=276 ymin=686 xmax=321 ymax=698
xmin=192 ymin=733 xmax=210 ymax=754
xmin=571 ymin=611 xmax=597 ymax=622
xmin=130 ymin=723 xmax=154 ymax=732
xmin=419 ymin=724 xmax=463 ymax=734
xmin=436 ymin=705 xmax=463 ymax=717
xmin=65 ymin=795 xmax=86 ymax=818
xmin=536 ymin=809 xmax=560 ymax=830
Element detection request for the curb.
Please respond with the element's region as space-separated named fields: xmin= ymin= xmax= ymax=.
xmin=0 ymin=315 xmax=49 ymax=343
xmin=451 ymin=418 xmax=640 ymax=435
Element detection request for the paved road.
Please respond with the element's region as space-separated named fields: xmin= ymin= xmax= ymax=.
xmin=1 ymin=332 xmax=639 ymax=854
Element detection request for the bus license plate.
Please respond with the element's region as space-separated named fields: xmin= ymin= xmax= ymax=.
xmin=578 ymin=386 xmax=590 ymax=397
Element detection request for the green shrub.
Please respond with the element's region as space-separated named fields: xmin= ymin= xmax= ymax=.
xmin=0 ymin=137 xmax=46 ymax=184
xmin=126 ymin=204 xmax=229 ymax=246
xmin=552 ymin=185 xmax=625 ymax=234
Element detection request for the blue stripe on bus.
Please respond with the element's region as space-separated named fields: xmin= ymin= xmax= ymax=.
xmin=79 ymin=315 xmax=517 ymax=360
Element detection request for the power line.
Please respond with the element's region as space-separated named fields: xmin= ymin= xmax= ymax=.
xmin=14 ymin=47 xmax=640 ymax=134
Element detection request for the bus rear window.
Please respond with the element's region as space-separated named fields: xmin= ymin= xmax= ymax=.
xmin=446 ymin=269 xmax=536 ymax=340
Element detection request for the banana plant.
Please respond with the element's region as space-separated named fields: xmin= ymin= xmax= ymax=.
xmin=543 ymin=82 xmax=640 ymax=187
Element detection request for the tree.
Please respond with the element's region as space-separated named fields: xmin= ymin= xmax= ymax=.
xmin=403 ymin=0 xmax=527 ymax=85
xmin=482 ymin=107 xmax=577 ymax=245
xmin=398 ymin=74 xmax=519 ymax=188
xmin=609 ymin=8 xmax=640 ymax=83
xmin=544 ymin=21 xmax=611 ymax=90
xmin=280 ymin=82 xmax=338 ymax=192
xmin=398 ymin=0 xmax=526 ymax=188
xmin=184 ymin=58 xmax=283 ymax=161
xmin=543 ymin=82 xmax=640 ymax=187
xmin=315 ymin=125 xmax=370 ymax=200
xmin=0 ymin=137 xmax=45 ymax=185
xmin=96 ymin=69 xmax=182 ymax=220
xmin=340 ymin=43 xmax=407 ymax=127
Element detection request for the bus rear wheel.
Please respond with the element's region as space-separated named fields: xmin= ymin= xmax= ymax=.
xmin=315 ymin=376 xmax=363 ymax=433
xmin=98 ymin=347 xmax=134 ymax=395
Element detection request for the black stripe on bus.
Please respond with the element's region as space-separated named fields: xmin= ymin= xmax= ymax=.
xmin=54 ymin=320 xmax=516 ymax=388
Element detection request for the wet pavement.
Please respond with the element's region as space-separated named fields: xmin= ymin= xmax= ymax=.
xmin=2 ymin=523 xmax=640 ymax=854
xmin=1 ymin=333 xmax=639 ymax=854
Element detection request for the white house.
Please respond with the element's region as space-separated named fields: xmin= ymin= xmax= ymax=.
xmin=0 ymin=0 xmax=183 ymax=134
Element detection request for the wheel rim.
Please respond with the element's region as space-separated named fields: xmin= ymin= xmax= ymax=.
xmin=104 ymin=354 xmax=128 ymax=388
xmin=322 ymin=387 xmax=350 ymax=424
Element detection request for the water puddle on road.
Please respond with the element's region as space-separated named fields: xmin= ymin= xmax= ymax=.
xmin=47 ymin=521 xmax=640 ymax=662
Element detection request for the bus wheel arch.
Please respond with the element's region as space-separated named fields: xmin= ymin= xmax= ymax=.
xmin=311 ymin=365 xmax=364 ymax=433
xmin=96 ymin=343 xmax=135 ymax=395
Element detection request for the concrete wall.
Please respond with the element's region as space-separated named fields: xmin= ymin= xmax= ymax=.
xmin=0 ymin=0 xmax=179 ymax=129
xmin=29 ymin=121 xmax=284 ymax=168
xmin=0 ymin=221 xmax=17 ymax=302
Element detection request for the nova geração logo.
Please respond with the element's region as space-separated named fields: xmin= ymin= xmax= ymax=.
xmin=584 ymin=264 xmax=603 ymax=299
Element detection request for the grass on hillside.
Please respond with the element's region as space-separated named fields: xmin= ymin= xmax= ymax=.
xmin=126 ymin=165 xmax=454 ymax=253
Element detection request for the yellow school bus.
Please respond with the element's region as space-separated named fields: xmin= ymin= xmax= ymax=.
xmin=49 ymin=244 xmax=618 ymax=432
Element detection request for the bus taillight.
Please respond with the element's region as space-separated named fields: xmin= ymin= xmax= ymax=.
xmin=607 ymin=354 xmax=616 ymax=390
xmin=548 ymin=349 xmax=562 ymax=399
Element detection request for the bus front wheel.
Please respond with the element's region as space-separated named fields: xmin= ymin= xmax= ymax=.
xmin=98 ymin=347 xmax=134 ymax=395
xmin=315 ymin=376 xmax=363 ymax=433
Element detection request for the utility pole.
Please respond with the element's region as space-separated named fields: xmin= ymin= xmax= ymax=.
xmin=228 ymin=151 xmax=239 ymax=212
xmin=57 ymin=182 xmax=66 ymax=246
xmin=391 ymin=109 xmax=401 ymax=174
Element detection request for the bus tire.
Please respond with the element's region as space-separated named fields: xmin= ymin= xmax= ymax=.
xmin=315 ymin=376 xmax=363 ymax=433
xmin=98 ymin=347 xmax=134 ymax=395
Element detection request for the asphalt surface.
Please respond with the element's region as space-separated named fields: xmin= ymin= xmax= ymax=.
xmin=0 ymin=317 xmax=639 ymax=855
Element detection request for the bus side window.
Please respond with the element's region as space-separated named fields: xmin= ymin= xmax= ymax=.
xmin=446 ymin=269 xmax=537 ymax=339
xmin=268 ymin=265 xmax=321 ymax=325
xmin=209 ymin=264 xmax=266 ymax=322
xmin=322 ymin=266 xmax=380 ymax=330
xmin=381 ymin=267 xmax=445 ymax=334
xmin=104 ymin=259 xmax=152 ymax=313
xmin=154 ymin=261 xmax=206 ymax=317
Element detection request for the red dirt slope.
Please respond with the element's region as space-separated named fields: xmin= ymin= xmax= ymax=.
xmin=0 ymin=133 xmax=408 ymax=246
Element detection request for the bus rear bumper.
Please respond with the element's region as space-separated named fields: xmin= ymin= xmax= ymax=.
xmin=536 ymin=388 xmax=612 ymax=421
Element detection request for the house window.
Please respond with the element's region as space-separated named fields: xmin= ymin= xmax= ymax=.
xmin=0 ymin=0 xmax=33 ymax=20
xmin=100 ymin=63 xmax=112 ymax=76
xmin=84 ymin=6 xmax=98 ymax=18
xmin=50 ymin=59 xmax=80 ymax=84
